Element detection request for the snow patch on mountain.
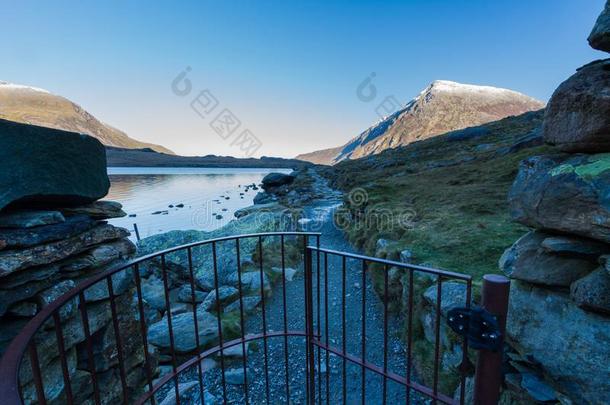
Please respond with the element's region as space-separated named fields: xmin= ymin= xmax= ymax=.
xmin=0 ymin=81 xmax=50 ymax=94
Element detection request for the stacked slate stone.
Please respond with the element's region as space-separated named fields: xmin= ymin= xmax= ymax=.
xmin=0 ymin=119 xmax=154 ymax=404
xmin=500 ymin=3 xmax=610 ymax=403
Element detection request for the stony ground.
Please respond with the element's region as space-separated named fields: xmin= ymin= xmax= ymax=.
xmin=156 ymin=173 xmax=429 ymax=404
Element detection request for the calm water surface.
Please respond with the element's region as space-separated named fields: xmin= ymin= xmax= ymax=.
xmin=106 ymin=167 xmax=291 ymax=239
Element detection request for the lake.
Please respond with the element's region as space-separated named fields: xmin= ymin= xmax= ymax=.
xmin=106 ymin=167 xmax=291 ymax=239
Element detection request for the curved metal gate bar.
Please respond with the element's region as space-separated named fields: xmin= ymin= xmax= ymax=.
xmin=0 ymin=231 xmax=480 ymax=404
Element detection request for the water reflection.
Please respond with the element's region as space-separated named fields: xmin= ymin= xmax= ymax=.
xmin=106 ymin=168 xmax=290 ymax=239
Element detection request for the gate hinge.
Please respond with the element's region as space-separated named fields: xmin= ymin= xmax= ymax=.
xmin=446 ymin=307 xmax=503 ymax=352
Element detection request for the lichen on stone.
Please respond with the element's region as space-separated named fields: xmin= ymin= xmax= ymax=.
xmin=549 ymin=164 xmax=574 ymax=177
xmin=574 ymin=154 xmax=610 ymax=180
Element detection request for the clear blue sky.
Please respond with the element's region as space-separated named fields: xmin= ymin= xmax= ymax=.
xmin=1 ymin=0 xmax=606 ymax=158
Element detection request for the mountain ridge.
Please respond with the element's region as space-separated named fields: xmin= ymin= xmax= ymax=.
xmin=105 ymin=145 xmax=310 ymax=168
xmin=297 ymin=80 xmax=545 ymax=165
xmin=0 ymin=81 xmax=173 ymax=154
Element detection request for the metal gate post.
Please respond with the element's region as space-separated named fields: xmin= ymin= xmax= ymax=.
xmin=473 ymin=274 xmax=511 ymax=405
xmin=304 ymin=246 xmax=316 ymax=405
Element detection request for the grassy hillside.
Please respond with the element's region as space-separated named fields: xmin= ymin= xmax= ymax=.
xmin=322 ymin=109 xmax=553 ymax=283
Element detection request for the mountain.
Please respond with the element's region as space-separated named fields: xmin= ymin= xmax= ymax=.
xmin=106 ymin=146 xmax=310 ymax=168
xmin=294 ymin=145 xmax=343 ymax=165
xmin=297 ymin=80 xmax=545 ymax=165
xmin=0 ymin=81 xmax=173 ymax=154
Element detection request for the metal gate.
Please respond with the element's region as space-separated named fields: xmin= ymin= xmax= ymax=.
xmin=0 ymin=232 xmax=508 ymax=404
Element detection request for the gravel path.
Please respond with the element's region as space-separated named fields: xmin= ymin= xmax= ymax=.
xmin=162 ymin=174 xmax=427 ymax=404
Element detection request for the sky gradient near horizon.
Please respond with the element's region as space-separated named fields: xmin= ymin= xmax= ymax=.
xmin=1 ymin=0 xmax=606 ymax=158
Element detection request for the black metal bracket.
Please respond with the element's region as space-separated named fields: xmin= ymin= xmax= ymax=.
xmin=447 ymin=306 xmax=503 ymax=352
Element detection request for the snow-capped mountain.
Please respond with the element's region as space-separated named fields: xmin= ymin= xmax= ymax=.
xmin=0 ymin=81 xmax=173 ymax=154
xmin=297 ymin=80 xmax=545 ymax=165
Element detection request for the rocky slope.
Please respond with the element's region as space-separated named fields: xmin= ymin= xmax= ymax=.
xmin=297 ymin=80 xmax=544 ymax=165
xmin=0 ymin=81 xmax=173 ymax=154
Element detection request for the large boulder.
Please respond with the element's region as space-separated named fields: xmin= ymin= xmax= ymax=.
xmin=499 ymin=231 xmax=599 ymax=287
xmin=509 ymin=153 xmax=610 ymax=243
xmin=147 ymin=311 xmax=219 ymax=353
xmin=261 ymin=172 xmax=294 ymax=189
xmin=542 ymin=59 xmax=610 ymax=152
xmin=0 ymin=119 xmax=110 ymax=211
xmin=198 ymin=286 xmax=239 ymax=312
xmin=507 ymin=281 xmax=610 ymax=402
xmin=589 ymin=1 xmax=610 ymax=52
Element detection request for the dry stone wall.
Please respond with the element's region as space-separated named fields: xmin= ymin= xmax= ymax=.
xmin=501 ymin=3 xmax=610 ymax=403
xmin=0 ymin=121 xmax=155 ymax=404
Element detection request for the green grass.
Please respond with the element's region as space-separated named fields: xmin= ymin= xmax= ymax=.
xmin=320 ymin=110 xmax=556 ymax=395
xmin=323 ymin=110 xmax=553 ymax=282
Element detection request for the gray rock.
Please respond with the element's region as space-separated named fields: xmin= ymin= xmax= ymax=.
xmin=142 ymin=276 xmax=168 ymax=311
xmin=0 ymin=276 xmax=58 ymax=317
xmin=0 ymin=210 xmax=65 ymax=229
xmin=48 ymin=369 xmax=93 ymax=405
xmin=253 ymin=192 xmax=277 ymax=205
xmin=226 ymin=271 xmax=271 ymax=296
xmin=159 ymin=380 xmax=217 ymax=405
xmin=0 ymin=215 xmax=98 ymax=249
xmin=588 ymin=1 xmax=610 ymax=52
xmin=0 ymin=224 xmax=129 ymax=277
xmin=399 ymin=249 xmax=413 ymax=263
xmin=224 ymin=368 xmax=250 ymax=385
xmin=94 ymin=353 xmax=158 ymax=404
xmin=77 ymin=317 xmax=144 ymax=373
xmin=375 ymin=238 xmax=390 ymax=254
xmin=234 ymin=203 xmax=278 ymax=219
xmin=422 ymin=281 xmax=468 ymax=315
xmin=507 ymin=281 xmax=610 ymax=402
xmin=507 ymin=127 xmax=543 ymax=154
xmin=508 ymin=153 xmax=610 ymax=243
xmin=261 ymin=172 xmax=294 ymax=189
xmin=541 ymin=234 xmax=609 ymax=258
xmin=61 ymin=238 xmax=136 ymax=274
xmin=270 ymin=266 xmax=298 ymax=281
xmin=570 ymin=267 xmax=610 ymax=314
xmin=217 ymin=343 xmax=250 ymax=359
xmin=137 ymin=213 xmax=283 ymax=289
xmin=224 ymin=295 xmax=261 ymax=314
xmin=170 ymin=302 xmax=190 ymax=316
xmin=0 ymin=239 xmax=134 ymax=293
xmin=20 ymin=348 xmax=77 ymax=404
xmin=147 ymin=311 xmax=219 ymax=353
xmin=500 ymin=231 xmax=597 ymax=286
xmin=199 ymin=286 xmax=239 ymax=312
xmin=0 ymin=118 xmax=109 ymax=210
xmin=7 ymin=301 xmax=38 ymax=317
xmin=520 ymin=372 xmax=557 ymax=402
xmin=18 ymin=294 xmax=129 ymax=387
xmin=177 ymin=284 xmax=207 ymax=303
xmin=82 ymin=267 xmax=134 ymax=302
xmin=543 ymin=59 xmax=610 ymax=152
xmin=59 ymin=201 xmax=127 ymax=220
xmin=37 ymin=280 xmax=77 ymax=322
